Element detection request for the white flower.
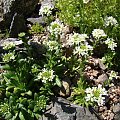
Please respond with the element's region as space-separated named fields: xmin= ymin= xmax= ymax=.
xmin=104 ymin=16 xmax=118 ymax=27
xmin=109 ymin=70 xmax=118 ymax=81
xmin=69 ymin=33 xmax=88 ymax=46
xmin=64 ymin=33 xmax=88 ymax=47
xmin=105 ymin=38 xmax=117 ymax=51
xmin=3 ymin=52 xmax=15 ymax=62
xmin=43 ymin=40 xmax=59 ymax=51
xmin=2 ymin=42 xmax=15 ymax=50
xmin=39 ymin=3 xmax=54 ymax=16
xmin=85 ymin=84 xmax=108 ymax=106
xmin=92 ymin=29 xmax=107 ymax=39
xmin=73 ymin=42 xmax=93 ymax=56
xmin=37 ymin=68 xmax=55 ymax=83
xmin=48 ymin=19 xmax=64 ymax=37
xmin=83 ymin=0 xmax=90 ymax=4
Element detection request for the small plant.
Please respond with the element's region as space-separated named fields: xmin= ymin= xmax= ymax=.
xmin=47 ymin=18 xmax=64 ymax=39
xmin=71 ymin=77 xmax=90 ymax=107
xmin=39 ymin=3 xmax=54 ymax=16
xmin=56 ymin=0 xmax=119 ymax=35
xmin=29 ymin=23 xmax=44 ymax=34
xmin=85 ymin=84 xmax=108 ymax=106
xmin=0 ymin=33 xmax=61 ymax=119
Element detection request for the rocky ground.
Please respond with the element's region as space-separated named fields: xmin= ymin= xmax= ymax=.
xmin=0 ymin=0 xmax=120 ymax=120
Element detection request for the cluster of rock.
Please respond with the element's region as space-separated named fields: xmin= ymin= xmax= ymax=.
xmin=0 ymin=0 xmax=39 ymax=37
xmin=39 ymin=97 xmax=98 ymax=120
xmin=0 ymin=0 xmax=120 ymax=120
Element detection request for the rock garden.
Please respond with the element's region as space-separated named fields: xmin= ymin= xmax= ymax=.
xmin=0 ymin=0 xmax=120 ymax=120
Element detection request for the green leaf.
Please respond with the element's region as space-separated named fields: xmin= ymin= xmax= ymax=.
xmin=18 ymin=32 xmax=26 ymax=38
xmin=11 ymin=113 xmax=18 ymax=120
xmin=19 ymin=112 xmax=25 ymax=120
xmin=2 ymin=64 xmax=11 ymax=70
xmin=55 ymin=76 xmax=62 ymax=87
xmin=35 ymin=113 xmax=41 ymax=119
xmin=5 ymin=113 xmax=12 ymax=119
xmin=26 ymin=90 xmax=32 ymax=96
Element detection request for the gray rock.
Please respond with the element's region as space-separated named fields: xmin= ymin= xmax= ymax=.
xmin=41 ymin=0 xmax=55 ymax=8
xmin=39 ymin=97 xmax=98 ymax=120
xmin=0 ymin=38 xmax=23 ymax=46
xmin=95 ymin=74 xmax=108 ymax=84
xmin=112 ymin=104 xmax=120 ymax=113
xmin=113 ymin=103 xmax=120 ymax=120
xmin=9 ymin=13 xmax=27 ymax=37
xmin=98 ymin=59 xmax=106 ymax=70
xmin=53 ymin=77 xmax=71 ymax=97
xmin=0 ymin=17 xmax=3 ymax=22
xmin=1 ymin=0 xmax=38 ymax=16
xmin=0 ymin=0 xmax=39 ymax=37
xmin=27 ymin=17 xmax=46 ymax=25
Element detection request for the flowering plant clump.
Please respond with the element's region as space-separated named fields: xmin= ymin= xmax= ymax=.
xmin=39 ymin=3 xmax=54 ymax=16
xmin=85 ymin=84 xmax=108 ymax=106
xmin=0 ymin=0 xmax=120 ymax=119
xmin=67 ymin=33 xmax=88 ymax=46
xmin=43 ymin=40 xmax=59 ymax=51
xmin=47 ymin=19 xmax=64 ymax=38
xmin=105 ymin=38 xmax=117 ymax=51
xmin=73 ymin=42 xmax=93 ymax=57
xmin=92 ymin=29 xmax=107 ymax=39
xmin=104 ymin=16 xmax=118 ymax=27
xmin=37 ymin=68 xmax=55 ymax=83
xmin=83 ymin=0 xmax=90 ymax=4
xmin=2 ymin=52 xmax=15 ymax=62
xmin=108 ymin=71 xmax=118 ymax=81
xmin=2 ymin=42 xmax=15 ymax=50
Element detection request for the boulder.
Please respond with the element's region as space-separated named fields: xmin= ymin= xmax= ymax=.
xmin=39 ymin=97 xmax=98 ymax=120
xmin=27 ymin=17 xmax=46 ymax=25
xmin=0 ymin=0 xmax=39 ymax=37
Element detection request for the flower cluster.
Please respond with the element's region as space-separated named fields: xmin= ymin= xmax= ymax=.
xmin=2 ymin=52 xmax=15 ymax=62
xmin=37 ymin=68 xmax=55 ymax=83
xmin=109 ymin=70 xmax=118 ymax=81
xmin=2 ymin=42 xmax=15 ymax=50
xmin=83 ymin=0 xmax=90 ymax=4
xmin=43 ymin=40 xmax=59 ymax=51
xmin=92 ymin=29 xmax=107 ymax=39
xmin=105 ymin=38 xmax=117 ymax=51
xmin=104 ymin=16 xmax=118 ymax=27
xmin=39 ymin=3 xmax=54 ymax=16
xmin=73 ymin=42 xmax=93 ymax=57
xmin=47 ymin=19 xmax=64 ymax=37
xmin=67 ymin=33 xmax=88 ymax=46
xmin=85 ymin=84 xmax=108 ymax=106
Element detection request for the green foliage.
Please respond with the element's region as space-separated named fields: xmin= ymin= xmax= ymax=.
xmin=29 ymin=23 xmax=44 ymax=34
xmin=0 ymin=33 xmax=60 ymax=120
xmin=56 ymin=0 xmax=120 ymax=35
xmin=0 ymin=0 xmax=120 ymax=119
xmin=70 ymin=77 xmax=91 ymax=107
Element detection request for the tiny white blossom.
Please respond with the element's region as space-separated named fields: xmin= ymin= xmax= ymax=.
xmin=73 ymin=42 xmax=93 ymax=56
xmin=92 ymin=29 xmax=107 ymax=39
xmin=105 ymin=38 xmax=117 ymax=51
xmin=43 ymin=40 xmax=59 ymax=51
xmin=83 ymin=0 xmax=90 ymax=4
xmin=2 ymin=42 xmax=15 ymax=50
xmin=85 ymin=84 xmax=107 ymax=106
xmin=109 ymin=70 xmax=118 ymax=81
xmin=48 ymin=19 xmax=64 ymax=37
xmin=3 ymin=52 xmax=15 ymax=62
xmin=64 ymin=33 xmax=88 ymax=47
xmin=69 ymin=33 xmax=88 ymax=45
xmin=39 ymin=3 xmax=54 ymax=16
xmin=104 ymin=16 xmax=118 ymax=27
xmin=37 ymin=68 xmax=55 ymax=83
